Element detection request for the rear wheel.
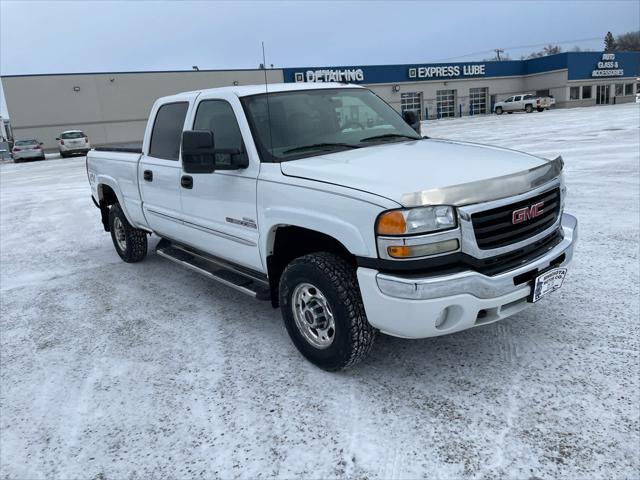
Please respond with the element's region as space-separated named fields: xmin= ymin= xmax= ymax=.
xmin=495 ymin=106 xmax=503 ymax=115
xmin=525 ymin=104 xmax=533 ymax=113
xmin=108 ymin=203 xmax=148 ymax=263
xmin=59 ymin=152 xmax=67 ymax=158
xmin=537 ymin=107 xmax=544 ymax=112
xmin=279 ymin=252 xmax=375 ymax=371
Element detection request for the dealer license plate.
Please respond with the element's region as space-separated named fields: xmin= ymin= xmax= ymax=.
xmin=530 ymin=267 xmax=567 ymax=303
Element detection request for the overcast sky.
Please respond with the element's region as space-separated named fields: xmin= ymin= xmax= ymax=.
xmin=1 ymin=0 xmax=639 ymax=117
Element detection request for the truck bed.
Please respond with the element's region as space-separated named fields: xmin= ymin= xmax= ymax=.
xmin=93 ymin=142 xmax=143 ymax=154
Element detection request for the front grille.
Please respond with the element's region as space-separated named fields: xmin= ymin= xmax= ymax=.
xmin=471 ymin=188 xmax=561 ymax=249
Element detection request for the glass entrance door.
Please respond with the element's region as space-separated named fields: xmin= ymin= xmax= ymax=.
xmin=596 ymin=85 xmax=610 ymax=105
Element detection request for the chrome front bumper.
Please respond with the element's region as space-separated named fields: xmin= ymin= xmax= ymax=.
xmin=357 ymin=213 xmax=577 ymax=339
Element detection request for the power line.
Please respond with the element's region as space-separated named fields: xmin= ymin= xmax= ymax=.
xmin=431 ymin=36 xmax=603 ymax=62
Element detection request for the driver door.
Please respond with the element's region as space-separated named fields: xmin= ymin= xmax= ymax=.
xmin=178 ymin=95 xmax=262 ymax=271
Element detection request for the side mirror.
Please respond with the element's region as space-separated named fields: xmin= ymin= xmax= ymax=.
xmin=182 ymin=130 xmax=249 ymax=173
xmin=55 ymin=137 xmax=60 ymax=141
xmin=182 ymin=130 xmax=215 ymax=173
xmin=402 ymin=110 xmax=420 ymax=134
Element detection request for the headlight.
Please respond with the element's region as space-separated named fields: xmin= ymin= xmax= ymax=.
xmin=377 ymin=206 xmax=457 ymax=235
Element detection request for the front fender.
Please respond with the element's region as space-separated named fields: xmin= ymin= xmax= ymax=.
xmin=264 ymin=206 xmax=371 ymax=256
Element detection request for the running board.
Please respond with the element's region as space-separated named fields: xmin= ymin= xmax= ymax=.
xmin=156 ymin=239 xmax=270 ymax=300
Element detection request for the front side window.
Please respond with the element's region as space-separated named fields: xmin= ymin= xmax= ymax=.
xmin=241 ymin=88 xmax=420 ymax=162
xmin=149 ymin=102 xmax=188 ymax=160
xmin=193 ymin=100 xmax=243 ymax=150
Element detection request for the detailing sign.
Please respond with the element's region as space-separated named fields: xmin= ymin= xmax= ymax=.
xmin=408 ymin=64 xmax=486 ymax=79
xmin=591 ymin=53 xmax=624 ymax=77
xmin=294 ymin=69 xmax=365 ymax=83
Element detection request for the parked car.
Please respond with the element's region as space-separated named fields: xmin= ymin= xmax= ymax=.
xmin=87 ymin=83 xmax=577 ymax=371
xmin=494 ymin=94 xmax=555 ymax=114
xmin=57 ymin=130 xmax=90 ymax=157
xmin=12 ymin=139 xmax=45 ymax=162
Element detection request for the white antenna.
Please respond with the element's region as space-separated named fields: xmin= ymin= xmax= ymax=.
xmin=261 ymin=41 xmax=274 ymax=152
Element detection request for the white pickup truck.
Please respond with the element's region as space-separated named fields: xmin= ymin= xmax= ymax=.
xmin=494 ymin=93 xmax=556 ymax=114
xmin=87 ymin=82 xmax=577 ymax=370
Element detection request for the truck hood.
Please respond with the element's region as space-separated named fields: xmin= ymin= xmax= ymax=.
xmin=280 ymin=139 xmax=555 ymax=207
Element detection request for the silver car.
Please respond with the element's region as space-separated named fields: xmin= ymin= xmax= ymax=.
xmin=12 ymin=139 xmax=45 ymax=162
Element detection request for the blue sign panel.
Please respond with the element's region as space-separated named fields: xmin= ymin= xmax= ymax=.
xmin=283 ymin=52 xmax=640 ymax=84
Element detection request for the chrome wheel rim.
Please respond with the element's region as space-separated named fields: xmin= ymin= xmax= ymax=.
xmin=291 ymin=282 xmax=335 ymax=349
xmin=113 ymin=217 xmax=127 ymax=251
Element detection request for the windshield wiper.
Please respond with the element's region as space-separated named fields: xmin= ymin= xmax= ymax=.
xmin=359 ymin=133 xmax=421 ymax=143
xmin=282 ymin=142 xmax=361 ymax=155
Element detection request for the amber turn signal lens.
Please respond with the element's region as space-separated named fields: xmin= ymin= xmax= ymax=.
xmin=387 ymin=245 xmax=411 ymax=257
xmin=377 ymin=211 xmax=407 ymax=235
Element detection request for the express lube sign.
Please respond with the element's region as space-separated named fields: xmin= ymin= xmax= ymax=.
xmin=408 ymin=64 xmax=486 ymax=79
xmin=591 ymin=53 xmax=624 ymax=77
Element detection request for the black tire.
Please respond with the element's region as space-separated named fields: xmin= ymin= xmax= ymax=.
xmin=59 ymin=152 xmax=67 ymax=158
xmin=495 ymin=107 xmax=503 ymax=115
xmin=525 ymin=104 xmax=533 ymax=113
xmin=507 ymin=111 xmax=513 ymax=114
xmin=537 ymin=107 xmax=544 ymax=112
xmin=279 ymin=252 xmax=375 ymax=371
xmin=108 ymin=203 xmax=147 ymax=263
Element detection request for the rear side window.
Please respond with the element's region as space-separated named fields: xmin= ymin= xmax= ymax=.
xmin=193 ymin=100 xmax=243 ymax=150
xmin=149 ymin=102 xmax=188 ymax=160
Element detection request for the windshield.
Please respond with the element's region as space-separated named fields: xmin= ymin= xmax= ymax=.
xmin=61 ymin=131 xmax=85 ymax=139
xmin=241 ymin=88 xmax=421 ymax=162
xmin=15 ymin=140 xmax=38 ymax=146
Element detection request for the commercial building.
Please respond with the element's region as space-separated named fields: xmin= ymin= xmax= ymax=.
xmin=1 ymin=51 xmax=638 ymax=149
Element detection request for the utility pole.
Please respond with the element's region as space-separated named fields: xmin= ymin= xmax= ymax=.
xmin=494 ymin=48 xmax=504 ymax=61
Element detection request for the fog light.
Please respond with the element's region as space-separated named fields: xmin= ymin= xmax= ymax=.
xmin=434 ymin=308 xmax=448 ymax=328
xmin=387 ymin=238 xmax=459 ymax=259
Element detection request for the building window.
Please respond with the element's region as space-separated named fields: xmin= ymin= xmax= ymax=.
xmin=624 ymin=83 xmax=634 ymax=96
xmin=569 ymin=87 xmax=580 ymax=100
xmin=401 ymin=92 xmax=422 ymax=119
xmin=436 ymin=89 xmax=456 ymax=118
xmin=582 ymin=86 xmax=592 ymax=99
xmin=469 ymin=87 xmax=488 ymax=115
xmin=615 ymin=84 xmax=624 ymax=96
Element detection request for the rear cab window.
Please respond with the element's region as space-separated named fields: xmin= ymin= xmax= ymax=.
xmin=15 ymin=140 xmax=38 ymax=146
xmin=149 ymin=102 xmax=189 ymax=160
xmin=61 ymin=132 xmax=85 ymax=139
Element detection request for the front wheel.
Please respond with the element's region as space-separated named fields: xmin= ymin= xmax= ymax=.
xmin=495 ymin=107 xmax=503 ymax=115
xmin=108 ymin=203 xmax=148 ymax=263
xmin=279 ymin=252 xmax=376 ymax=371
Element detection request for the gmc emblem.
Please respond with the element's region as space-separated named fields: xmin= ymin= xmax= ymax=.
xmin=512 ymin=201 xmax=544 ymax=224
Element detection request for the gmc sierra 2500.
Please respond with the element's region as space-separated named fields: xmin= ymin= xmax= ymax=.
xmin=87 ymin=82 xmax=577 ymax=371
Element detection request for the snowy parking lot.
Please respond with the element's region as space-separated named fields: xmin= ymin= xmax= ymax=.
xmin=1 ymin=103 xmax=639 ymax=479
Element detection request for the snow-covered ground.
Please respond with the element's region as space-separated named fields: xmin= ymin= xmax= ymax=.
xmin=1 ymin=104 xmax=638 ymax=479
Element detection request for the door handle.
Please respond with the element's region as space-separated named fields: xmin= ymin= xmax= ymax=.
xmin=143 ymin=170 xmax=153 ymax=181
xmin=181 ymin=175 xmax=193 ymax=189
